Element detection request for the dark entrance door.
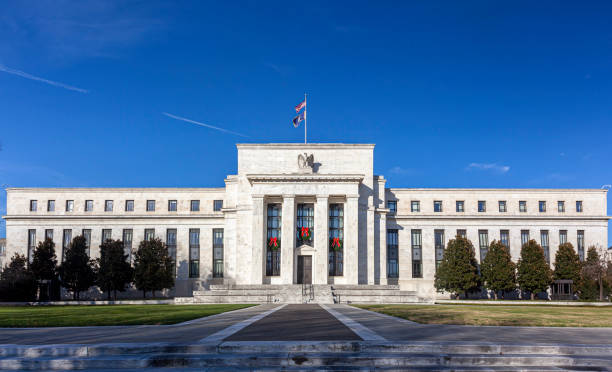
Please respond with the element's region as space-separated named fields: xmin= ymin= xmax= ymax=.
xmin=297 ymin=255 xmax=312 ymax=284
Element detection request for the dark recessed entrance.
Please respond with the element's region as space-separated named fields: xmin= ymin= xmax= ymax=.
xmin=297 ymin=255 xmax=312 ymax=284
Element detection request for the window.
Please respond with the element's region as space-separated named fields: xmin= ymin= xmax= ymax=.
xmin=558 ymin=201 xmax=565 ymax=212
xmin=411 ymin=229 xmax=422 ymax=278
xmin=30 ymin=200 xmax=37 ymax=212
xmin=213 ymin=228 xmax=224 ymax=278
xmin=62 ymin=229 xmax=72 ymax=262
xmin=144 ymin=228 xmax=155 ymax=241
xmin=82 ymin=229 xmax=91 ymax=256
xmin=521 ymin=230 xmax=530 ymax=246
xmin=500 ymin=230 xmax=509 ymax=249
xmin=387 ymin=200 xmax=397 ymax=214
xmin=541 ymin=230 xmax=550 ymax=263
xmin=123 ymin=229 xmax=133 ymax=262
xmin=559 ymin=230 xmax=567 ymax=245
xmin=125 ymin=200 xmax=134 ymax=212
xmin=519 ymin=201 xmax=527 ymax=212
xmin=85 ymin=200 xmax=93 ymax=212
xmin=190 ymin=200 xmax=200 ymax=212
xmin=577 ymin=230 xmax=585 ymax=261
xmin=102 ymin=229 xmax=112 ymax=244
xmin=328 ymin=204 xmax=344 ymax=276
xmin=45 ymin=229 xmax=53 ymax=241
xmin=498 ymin=201 xmax=507 ymax=213
xmin=166 ymin=229 xmax=177 ymax=276
xmin=266 ymin=204 xmax=281 ymax=276
xmin=146 ymin=200 xmax=155 ymax=212
xmin=539 ymin=201 xmax=546 ymax=212
xmin=168 ymin=200 xmax=177 ymax=212
xmin=411 ymin=200 xmax=420 ymax=212
xmin=47 ymin=200 xmax=55 ymax=212
xmin=456 ymin=201 xmax=464 ymax=212
xmin=434 ymin=201 xmax=443 ymax=212
xmin=576 ymin=201 xmax=583 ymax=212
xmin=456 ymin=229 xmax=467 ymax=239
xmin=189 ymin=229 xmax=200 ymax=278
xmin=478 ymin=201 xmax=486 ymax=212
xmin=104 ymin=200 xmax=113 ymax=212
xmin=296 ymin=203 xmax=314 ymax=246
xmin=478 ymin=230 xmax=489 ymax=261
xmin=434 ymin=229 xmax=445 ymax=270
xmin=27 ymin=229 xmax=36 ymax=263
xmin=387 ymin=229 xmax=399 ymax=278
xmin=66 ymin=200 xmax=74 ymax=212
xmin=213 ymin=200 xmax=223 ymax=211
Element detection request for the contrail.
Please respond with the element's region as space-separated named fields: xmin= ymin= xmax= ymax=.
xmin=0 ymin=64 xmax=89 ymax=93
xmin=162 ymin=112 xmax=248 ymax=137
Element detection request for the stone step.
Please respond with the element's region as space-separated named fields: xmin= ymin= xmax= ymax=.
xmin=331 ymin=289 xmax=416 ymax=296
xmin=331 ymin=285 xmax=401 ymax=290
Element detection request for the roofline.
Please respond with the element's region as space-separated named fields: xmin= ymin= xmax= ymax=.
xmin=387 ymin=188 xmax=608 ymax=193
xmin=5 ymin=187 xmax=225 ymax=192
xmin=236 ymin=143 xmax=375 ymax=149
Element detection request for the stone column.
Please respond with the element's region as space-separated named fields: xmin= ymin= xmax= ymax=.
xmin=367 ymin=206 xmax=375 ymax=284
xmin=251 ymin=195 xmax=265 ymax=284
xmin=345 ymin=194 xmax=359 ymax=284
xmin=314 ymin=195 xmax=329 ymax=284
xmin=378 ymin=213 xmax=388 ymax=285
xmin=281 ymin=195 xmax=295 ymax=284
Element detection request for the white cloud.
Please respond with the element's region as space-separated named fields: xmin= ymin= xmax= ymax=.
xmin=388 ymin=166 xmax=413 ymax=175
xmin=0 ymin=64 xmax=88 ymax=93
xmin=162 ymin=112 xmax=248 ymax=138
xmin=467 ymin=163 xmax=510 ymax=174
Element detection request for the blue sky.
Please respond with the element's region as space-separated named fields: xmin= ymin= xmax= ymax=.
xmin=0 ymin=1 xmax=610 ymax=244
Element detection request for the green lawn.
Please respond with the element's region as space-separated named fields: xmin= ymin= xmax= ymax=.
xmin=354 ymin=304 xmax=612 ymax=327
xmin=0 ymin=304 xmax=255 ymax=327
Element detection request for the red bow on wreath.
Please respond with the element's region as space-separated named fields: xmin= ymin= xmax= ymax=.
xmin=268 ymin=237 xmax=278 ymax=248
xmin=332 ymin=237 xmax=341 ymax=249
xmin=300 ymin=227 xmax=310 ymax=238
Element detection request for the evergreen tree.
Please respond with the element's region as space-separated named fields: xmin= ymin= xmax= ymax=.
xmin=96 ymin=239 xmax=134 ymax=300
xmin=133 ymin=238 xmax=174 ymax=298
xmin=0 ymin=254 xmax=36 ymax=301
xmin=434 ymin=236 xmax=480 ymax=298
xmin=581 ymin=246 xmax=610 ymax=301
xmin=517 ymin=239 xmax=552 ymax=300
xmin=30 ymin=238 xmax=58 ymax=300
xmin=553 ymin=242 xmax=582 ymax=293
xmin=481 ymin=240 xmax=516 ymax=299
xmin=58 ymin=235 xmax=96 ymax=300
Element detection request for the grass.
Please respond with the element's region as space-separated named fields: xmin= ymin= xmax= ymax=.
xmin=353 ymin=304 xmax=612 ymax=327
xmin=0 ymin=304 xmax=255 ymax=327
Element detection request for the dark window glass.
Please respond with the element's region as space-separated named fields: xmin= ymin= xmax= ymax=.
xmin=519 ymin=201 xmax=527 ymax=212
xmin=166 ymin=229 xmax=177 ymax=277
xmin=498 ymin=201 xmax=507 ymax=212
xmin=85 ymin=200 xmax=93 ymax=212
xmin=478 ymin=201 xmax=486 ymax=212
xmin=435 ymin=230 xmax=445 ymax=269
xmin=541 ymin=230 xmax=550 ymax=263
xmin=125 ymin=200 xmax=134 ymax=212
xmin=66 ymin=200 xmax=74 ymax=212
xmin=102 ymin=229 xmax=112 ymax=244
xmin=189 ymin=229 xmax=200 ymax=278
xmin=146 ymin=200 xmax=155 ymax=212
xmin=266 ymin=204 xmax=281 ymax=276
xmin=559 ymin=230 xmax=567 ymax=245
xmin=213 ymin=200 xmax=223 ymax=211
xmin=456 ymin=201 xmax=464 ymax=212
xmin=500 ymin=230 xmax=509 ymax=249
xmin=411 ymin=201 xmax=420 ymax=212
xmin=456 ymin=229 xmax=466 ymax=238
xmin=387 ymin=200 xmax=397 ymax=213
xmin=168 ymin=200 xmax=177 ymax=212
xmin=411 ymin=230 xmax=422 ymax=278
xmin=30 ymin=200 xmax=37 ymax=212
xmin=521 ymin=230 xmax=530 ymax=246
xmin=27 ymin=229 xmax=36 ymax=263
xmin=296 ymin=203 xmax=314 ymax=246
xmin=479 ymin=230 xmax=489 ymax=261
xmin=45 ymin=229 xmax=53 ymax=241
xmin=213 ymin=228 xmax=224 ymax=278
xmin=104 ymin=200 xmax=113 ymax=212
xmin=576 ymin=201 xmax=583 ymax=212
xmin=539 ymin=201 xmax=546 ymax=212
xmin=387 ymin=229 xmax=399 ymax=278
xmin=191 ymin=200 xmax=200 ymax=211
xmin=47 ymin=200 xmax=55 ymax=212
xmin=558 ymin=201 xmax=565 ymax=212
xmin=123 ymin=229 xmax=133 ymax=262
xmin=434 ymin=201 xmax=443 ymax=212
xmin=144 ymin=228 xmax=155 ymax=241
xmin=82 ymin=229 xmax=91 ymax=256
xmin=328 ymin=204 xmax=344 ymax=276
xmin=577 ymin=230 xmax=585 ymax=261
xmin=62 ymin=229 xmax=72 ymax=262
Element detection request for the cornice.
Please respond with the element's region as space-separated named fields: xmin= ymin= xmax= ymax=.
xmin=246 ymin=174 xmax=364 ymax=184
xmin=2 ymin=214 xmax=224 ymax=220
xmin=389 ymin=214 xmax=610 ymax=221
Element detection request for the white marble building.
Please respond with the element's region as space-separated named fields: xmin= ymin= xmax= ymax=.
xmin=2 ymin=143 xmax=609 ymax=300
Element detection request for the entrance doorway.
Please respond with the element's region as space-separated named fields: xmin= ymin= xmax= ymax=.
xmin=297 ymin=255 xmax=312 ymax=284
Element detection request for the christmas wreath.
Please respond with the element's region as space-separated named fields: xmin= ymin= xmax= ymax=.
xmin=299 ymin=226 xmax=311 ymax=242
xmin=330 ymin=237 xmax=343 ymax=251
xmin=268 ymin=237 xmax=280 ymax=250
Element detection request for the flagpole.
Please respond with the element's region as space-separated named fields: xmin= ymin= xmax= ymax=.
xmin=304 ymin=93 xmax=307 ymax=144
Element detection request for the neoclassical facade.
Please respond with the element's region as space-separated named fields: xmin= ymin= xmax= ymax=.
xmin=2 ymin=143 xmax=609 ymax=299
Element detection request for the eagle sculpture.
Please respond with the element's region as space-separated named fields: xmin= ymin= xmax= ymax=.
xmin=298 ymin=153 xmax=314 ymax=169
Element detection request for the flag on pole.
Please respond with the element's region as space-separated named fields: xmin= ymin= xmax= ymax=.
xmin=292 ymin=111 xmax=305 ymax=127
xmin=295 ymin=99 xmax=306 ymax=113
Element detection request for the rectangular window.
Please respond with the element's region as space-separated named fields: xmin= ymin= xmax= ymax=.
xmin=45 ymin=229 xmax=53 ymax=241
xmin=540 ymin=230 xmax=550 ymax=263
xmin=47 ymin=200 xmax=55 ymax=212
xmin=104 ymin=200 xmax=113 ymax=212
xmin=500 ymin=229 xmax=509 ymax=249
xmin=519 ymin=201 xmax=527 ymax=212
xmin=558 ymin=201 xmax=565 ymax=212
xmin=62 ymin=229 xmax=72 ymax=262
xmin=166 ymin=229 xmax=177 ymax=276
xmin=434 ymin=229 xmax=445 ymax=270
xmin=66 ymin=200 xmax=74 ymax=212
xmin=576 ymin=201 xmax=583 ymax=212
xmin=146 ymin=200 xmax=155 ymax=212
xmin=85 ymin=200 xmax=93 ymax=212
xmin=387 ymin=229 xmax=399 ymax=278
xmin=559 ymin=230 xmax=567 ymax=245
xmin=411 ymin=200 xmax=420 ymax=212
xmin=434 ymin=201 xmax=443 ymax=212
xmin=387 ymin=200 xmax=397 ymax=214
xmin=123 ymin=229 xmax=133 ymax=262
xmin=190 ymin=200 xmax=200 ymax=212
xmin=479 ymin=230 xmax=489 ymax=261
xmin=30 ymin=200 xmax=37 ymax=212
xmin=213 ymin=228 xmax=224 ymax=278
xmin=144 ymin=228 xmax=155 ymax=241
xmin=266 ymin=204 xmax=282 ymax=276
xmin=456 ymin=201 xmax=464 ymax=212
xmin=498 ymin=200 xmax=507 ymax=212
xmin=27 ymin=229 xmax=36 ymax=263
xmin=102 ymin=229 xmax=112 ymax=244
xmin=328 ymin=204 xmax=344 ymax=276
xmin=456 ymin=229 xmax=467 ymax=239
xmin=478 ymin=201 xmax=486 ymax=212
xmin=411 ymin=229 xmax=422 ymax=278
xmin=125 ymin=200 xmax=134 ymax=212
xmin=296 ymin=203 xmax=314 ymax=246
xmin=80 ymin=229 xmax=91 ymax=257
xmin=168 ymin=200 xmax=177 ymax=212
xmin=577 ymin=230 xmax=585 ymax=261
xmin=213 ymin=200 xmax=223 ymax=211
xmin=539 ymin=201 xmax=546 ymax=212
xmin=521 ymin=230 xmax=530 ymax=246
xmin=189 ymin=229 xmax=200 ymax=278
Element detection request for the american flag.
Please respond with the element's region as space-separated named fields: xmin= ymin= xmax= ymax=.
xmin=295 ymin=99 xmax=306 ymax=113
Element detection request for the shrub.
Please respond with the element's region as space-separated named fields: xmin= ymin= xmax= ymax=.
xmin=58 ymin=236 xmax=96 ymax=300
xmin=481 ymin=240 xmax=516 ymax=299
xmin=133 ymin=238 xmax=175 ymax=298
xmin=434 ymin=236 xmax=480 ymax=298
xmin=517 ymin=239 xmax=552 ymax=300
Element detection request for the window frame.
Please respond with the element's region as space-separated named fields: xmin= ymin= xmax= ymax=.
xmin=146 ymin=200 xmax=155 ymax=212
xmin=47 ymin=200 xmax=55 ymax=212
xmin=456 ymin=201 xmax=464 ymax=212
xmin=30 ymin=200 xmax=37 ymax=212
xmin=104 ymin=200 xmax=113 ymax=212
xmin=85 ymin=200 xmax=93 ymax=212
xmin=433 ymin=200 xmax=443 ymax=213
xmin=66 ymin=200 xmax=74 ymax=212
xmin=519 ymin=200 xmax=527 ymax=213
xmin=558 ymin=201 xmax=565 ymax=213
xmin=576 ymin=201 xmax=583 ymax=212
xmin=387 ymin=229 xmax=399 ymax=278
xmin=478 ymin=200 xmax=486 ymax=212
xmin=328 ymin=203 xmax=344 ymax=277
xmin=213 ymin=228 xmax=224 ymax=278
xmin=190 ymin=200 xmax=200 ymax=212
xmin=387 ymin=200 xmax=397 ymax=214
xmin=498 ymin=200 xmax=507 ymax=213
xmin=168 ymin=199 xmax=178 ymax=212
xmin=539 ymin=201 xmax=546 ymax=213
xmin=125 ymin=200 xmax=134 ymax=212
xmin=411 ymin=200 xmax=420 ymax=212
xmin=189 ymin=228 xmax=200 ymax=278
xmin=213 ymin=200 xmax=223 ymax=212
xmin=411 ymin=229 xmax=422 ymax=278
